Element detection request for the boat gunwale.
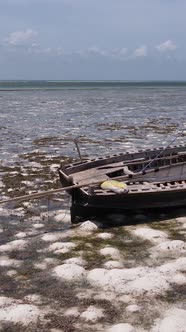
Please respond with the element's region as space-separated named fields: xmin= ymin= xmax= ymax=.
xmin=62 ymin=144 xmax=186 ymax=175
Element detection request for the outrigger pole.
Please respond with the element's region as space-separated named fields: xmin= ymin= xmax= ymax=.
xmin=0 ymin=139 xmax=83 ymax=205
xmin=0 ymin=183 xmax=83 ymax=205
xmin=0 ymin=173 xmax=130 ymax=205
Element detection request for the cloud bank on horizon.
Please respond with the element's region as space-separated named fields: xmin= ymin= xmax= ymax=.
xmin=0 ymin=0 xmax=185 ymax=80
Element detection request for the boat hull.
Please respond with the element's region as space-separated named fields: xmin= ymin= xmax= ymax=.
xmin=58 ymin=145 xmax=186 ymax=223
xmin=69 ymin=186 xmax=186 ymax=223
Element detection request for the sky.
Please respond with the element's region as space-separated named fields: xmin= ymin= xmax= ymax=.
xmin=0 ymin=0 xmax=186 ymax=80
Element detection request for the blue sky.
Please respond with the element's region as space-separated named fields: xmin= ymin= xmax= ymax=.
xmin=0 ymin=0 xmax=186 ymax=80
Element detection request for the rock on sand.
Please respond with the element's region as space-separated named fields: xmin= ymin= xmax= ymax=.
xmin=53 ymin=263 xmax=86 ymax=281
xmin=132 ymin=227 xmax=168 ymax=243
xmin=0 ymin=296 xmax=41 ymax=325
xmin=78 ymin=220 xmax=98 ymax=232
xmin=0 ymin=239 xmax=27 ymax=252
xmin=106 ymin=323 xmax=135 ymax=332
xmin=80 ymin=305 xmax=104 ymax=322
xmin=151 ymin=307 xmax=186 ymax=332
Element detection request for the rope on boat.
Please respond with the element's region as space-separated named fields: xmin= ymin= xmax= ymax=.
xmin=141 ymin=127 xmax=185 ymax=173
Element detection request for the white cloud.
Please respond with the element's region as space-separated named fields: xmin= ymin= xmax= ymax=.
xmin=1 ymin=40 xmax=181 ymax=64
xmin=6 ymin=29 xmax=37 ymax=46
xmin=87 ymin=47 xmax=107 ymax=56
xmin=56 ymin=47 xmax=64 ymax=56
xmin=111 ymin=47 xmax=128 ymax=57
xmin=133 ymin=45 xmax=148 ymax=57
xmin=77 ymin=47 xmax=129 ymax=60
xmin=27 ymin=45 xmax=65 ymax=57
xmin=120 ymin=48 xmax=128 ymax=56
xmin=156 ymin=40 xmax=176 ymax=52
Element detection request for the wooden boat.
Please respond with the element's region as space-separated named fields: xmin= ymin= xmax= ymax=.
xmin=58 ymin=145 xmax=186 ymax=222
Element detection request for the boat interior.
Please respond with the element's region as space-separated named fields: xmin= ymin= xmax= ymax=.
xmin=58 ymin=160 xmax=186 ymax=198
xmin=81 ymin=180 xmax=186 ymax=196
xmin=60 ymin=152 xmax=186 ymax=187
xmin=69 ymin=160 xmax=186 ymax=196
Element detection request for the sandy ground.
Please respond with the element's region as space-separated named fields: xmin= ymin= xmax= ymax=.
xmin=0 ymin=154 xmax=186 ymax=331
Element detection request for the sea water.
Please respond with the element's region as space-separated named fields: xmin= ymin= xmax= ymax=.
xmin=0 ymin=80 xmax=186 ymax=165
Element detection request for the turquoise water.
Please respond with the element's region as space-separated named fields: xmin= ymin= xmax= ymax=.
xmin=0 ymin=80 xmax=186 ymax=90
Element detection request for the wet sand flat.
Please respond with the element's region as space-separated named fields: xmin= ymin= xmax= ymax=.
xmin=0 ymin=84 xmax=186 ymax=331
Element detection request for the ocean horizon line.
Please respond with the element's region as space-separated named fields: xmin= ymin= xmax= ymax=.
xmin=1 ymin=79 xmax=186 ymax=92
xmin=1 ymin=79 xmax=186 ymax=82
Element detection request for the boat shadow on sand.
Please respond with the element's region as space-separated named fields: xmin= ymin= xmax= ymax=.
xmin=90 ymin=206 xmax=186 ymax=228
